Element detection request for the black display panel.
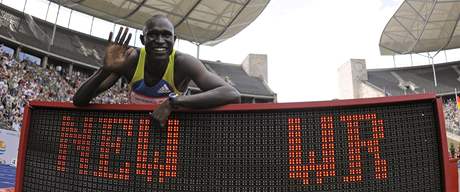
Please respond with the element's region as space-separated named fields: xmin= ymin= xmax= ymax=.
xmin=20 ymin=100 xmax=442 ymax=191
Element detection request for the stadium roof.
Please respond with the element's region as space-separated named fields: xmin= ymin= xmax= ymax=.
xmin=49 ymin=0 xmax=270 ymax=46
xmin=379 ymin=0 xmax=460 ymax=56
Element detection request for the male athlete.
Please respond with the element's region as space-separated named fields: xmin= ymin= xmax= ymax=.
xmin=73 ymin=15 xmax=240 ymax=126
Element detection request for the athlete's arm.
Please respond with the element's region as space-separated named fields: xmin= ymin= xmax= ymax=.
xmin=73 ymin=27 xmax=136 ymax=106
xmin=151 ymin=53 xmax=240 ymax=126
xmin=173 ymin=53 xmax=241 ymax=108
xmin=72 ymin=69 xmax=121 ymax=106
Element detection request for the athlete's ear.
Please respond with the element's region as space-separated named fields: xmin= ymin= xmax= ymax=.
xmin=174 ymin=35 xmax=177 ymax=43
xmin=140 ymin=34 xmax=145 ymax=45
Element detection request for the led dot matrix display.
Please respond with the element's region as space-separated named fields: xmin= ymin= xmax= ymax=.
xmin=19 ymin=98 xmax=445 ymax=191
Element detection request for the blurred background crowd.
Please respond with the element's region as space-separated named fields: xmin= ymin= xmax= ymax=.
xmin=0 ymin=50 xmax=129 ymax=131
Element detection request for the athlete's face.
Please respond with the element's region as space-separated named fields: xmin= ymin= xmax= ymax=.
xmin=141 ymin=17 xmax=176 ymax=60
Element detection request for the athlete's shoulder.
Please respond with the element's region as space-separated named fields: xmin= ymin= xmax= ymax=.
xmin=174 ymin=50 xmax=201 ymax=66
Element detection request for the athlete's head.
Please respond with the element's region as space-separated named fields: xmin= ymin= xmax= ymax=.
xmin=140 ymin=14 xmax=176 ymax=60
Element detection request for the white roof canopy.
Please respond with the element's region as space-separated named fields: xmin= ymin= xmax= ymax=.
xmin=50 ymin=0 xmax=270 ymax=46
xmin=379 ymin=0 xmax=460 ymax=55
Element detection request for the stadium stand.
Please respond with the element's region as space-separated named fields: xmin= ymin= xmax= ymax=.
xmin=0 ymin=3 xmax=104 ymax=68
xmin=367 ymin=61 xmax=460 ymax=96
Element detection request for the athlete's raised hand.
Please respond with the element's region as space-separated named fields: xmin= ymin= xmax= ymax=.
xmin=103 ymin=27 xmax=133 ymax=74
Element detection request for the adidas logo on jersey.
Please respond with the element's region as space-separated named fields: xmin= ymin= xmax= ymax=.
xmin=157 ymin=84 xmax=171 ymax=94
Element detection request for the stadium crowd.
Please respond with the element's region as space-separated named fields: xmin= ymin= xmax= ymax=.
xmin=0 ymin=51 xmax=128 ymax=131
xmin=444 ymin=98 xmax=460 ymax=135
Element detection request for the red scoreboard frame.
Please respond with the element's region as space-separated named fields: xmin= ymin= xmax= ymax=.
xmin=15 ymin=94 xmax=458 ymax=191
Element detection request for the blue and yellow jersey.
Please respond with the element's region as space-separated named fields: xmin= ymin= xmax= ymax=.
xmin=128 ymin=48 xmax=182 ymax=104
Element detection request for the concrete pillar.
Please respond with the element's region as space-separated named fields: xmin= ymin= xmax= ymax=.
xmin=41 ymin=56 xmax=48 ymax=68
xmin=241 ymin=54 xmax=268 ymax=83
xmin=14 ymin=47 xmax=21 ymax=61
xmin=68 ymin=64 xmax=73 ymax=76
xmin=337 ymin=59 xmax=367 ymax=99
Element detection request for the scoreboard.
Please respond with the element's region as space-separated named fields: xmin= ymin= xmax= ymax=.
xmin=15 ymin=94 xmax=457 ymax=191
